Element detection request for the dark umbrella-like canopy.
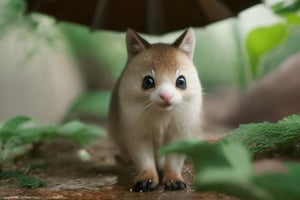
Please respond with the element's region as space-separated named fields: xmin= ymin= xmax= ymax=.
xmin=25 ymin=0 xmax=261 ymax=35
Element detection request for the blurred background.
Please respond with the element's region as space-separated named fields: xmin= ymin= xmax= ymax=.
xmin=0 ymin=0 xmax=300 ymax=132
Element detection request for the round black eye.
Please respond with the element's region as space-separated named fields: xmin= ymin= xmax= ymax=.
xmin=176 ymin=75 xmax=186 ymax=89
xmin=142 ymin=75 xmax=155 ymax=90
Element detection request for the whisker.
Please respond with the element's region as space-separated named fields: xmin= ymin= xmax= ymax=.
xmin=144 ymin=101 xmax=153 ymax=109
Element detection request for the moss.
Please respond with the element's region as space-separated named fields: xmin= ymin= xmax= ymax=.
xmin=225 ymin=115 xmax=300 ymax=158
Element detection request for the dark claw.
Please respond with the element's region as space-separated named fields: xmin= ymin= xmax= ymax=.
xmin=133 ymin=179 xmax=158 ymax=192
xmin=164 ymin=180 xmax=187 ymax=190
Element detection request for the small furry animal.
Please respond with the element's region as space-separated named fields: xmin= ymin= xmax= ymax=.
xmin=108 ymin=28 xmax=202 ymax=192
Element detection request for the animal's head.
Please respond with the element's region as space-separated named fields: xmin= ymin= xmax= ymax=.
xmin=119 ymin=28 xmax=202 ymax=112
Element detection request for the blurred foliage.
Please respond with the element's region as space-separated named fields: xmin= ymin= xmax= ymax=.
xmin=0 ymin=0 xmax=76 ymax=101
xmin=246 ymin=0 xmax=300 ymax=79
xmin=160 ymin=115 xmax=300 ymax=199
xmin=0 ymin=0 xmax=25 ymax=31
xmin=271 ymin=0 xmax=300 ymax=16
xmin=1 ymin=0 xmax=300 ymax=121
xmin=161 ymin=140 xmax=300 ymax=200
xmin=0 ymin=0 xmax=60 ymax=50
xmin=246 ymin=24 xmax=288 ymax=76
xmin=160 ymin=141 xmax=268 ymax=199
xmin=66 ymin=91 xmax=111 ymax=120
xmin=0 ymin=116 xmax=106 ymax=170
xmin=59 ymin=23 xmax=126 ymax=79
xmin=57 ymin=2 xmax=300 ymax=93
xmin=260 ymin=26 xmax=300 ymax=75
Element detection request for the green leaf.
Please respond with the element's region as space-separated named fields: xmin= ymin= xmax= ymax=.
xmin=0 ymin=116 xmax=106 ymax=146
xmin=254 ymin=163 xmax=300 ymax=200
xmin=161 ymin=116 xmax=300 ymax=200
xmin=15 ymin=126 xmax=57 ymax=144
xmin=195 ymin=143 xmax=252 ymax=185
xmin=58 ymin=121 xmax=106 ymax=146
xmin=160 ymin=139 xmax=230 ymax=172
xmin=1 ymin=116 xmax=34 ymax=131
xmin=285 ymin=13 xmax=300 ymax=24
xmin=246 ymin=23 xmax=289 ymax=78
xmin=160 ymin=140 xmax=270 ymax=200
xmin=0 ymin=116 xmax=106 ymax=168
xmin=0 ymin=116 xmax=37 ymax=143
xmin=196 ymin=143 xmax=269 ymax=200
xmin=260 ymin=26 xmax=300 ymax=75
xmin=271 ymin=0 xmax=300 ymax=16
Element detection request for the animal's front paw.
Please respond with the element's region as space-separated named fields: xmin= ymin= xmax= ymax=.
xmin=133 ymin=179 xmax=158 ymax=192
xmin=133 ymin=169 xmax=159 ymax=192
xmin=163 ymin=171 xmax=186 ymax=191
xmin=163 ymin=179 xmax=186 ymax=190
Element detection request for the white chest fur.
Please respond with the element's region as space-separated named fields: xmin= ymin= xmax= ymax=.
xmin=119 ymin=94 xmax=201 ymax=143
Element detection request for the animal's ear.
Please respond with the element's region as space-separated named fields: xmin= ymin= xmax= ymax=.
xmin=173 ymin=28 xmax=196 ymax=60
xmin=126 ymin=29 xmax=150 ymax=60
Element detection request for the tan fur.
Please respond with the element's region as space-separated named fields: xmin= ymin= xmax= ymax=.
xmin=162 ymin=168 xmax=184 ymax=185
xmin=134 ymin=169 xmax=159 ymax=184
xmin=109 ymin=28 xmax=202 ymax=191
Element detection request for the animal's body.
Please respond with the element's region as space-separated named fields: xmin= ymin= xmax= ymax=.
xmin=108 ymin=28 xmax=202 ymax=192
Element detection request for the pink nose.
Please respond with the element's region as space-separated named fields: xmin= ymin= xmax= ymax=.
xmin=159 ymin=92 xmax=173 ymax=102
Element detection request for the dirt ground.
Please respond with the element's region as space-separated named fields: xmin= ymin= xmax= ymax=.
xmin=0 ymin=137 xmax=238 ymax=200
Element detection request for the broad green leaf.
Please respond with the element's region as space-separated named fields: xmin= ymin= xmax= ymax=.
xmin=246 ymin=23 xmax=289 ymax=78
xmin=15 ymin=126 xmax=57 ymax=144
xmin=0 ymin=116 xmax=106 ymax=167
xmin=196 ymin=142 xmax=269 ymax=200
xmin=160 ymin=139 xmax=229 ymax=172
xmin=285 ymin=13 xmax=300 ymax=24
xmin=271 ymin=0 xmax=300 ymax=16
xmin=260 ymin=26 xmax=300 ymax=75
xmin=254 ymin=163 xmax=300 ymax=200
xmin=160 ymin=140 xmax=270 ymax=200
xmin=58 ymin=121 xmax=106 ymax=146
xmin=160 ymin=131 xmax=300 ymax=199
xmin=0 ymin=116 xmax=36 ymax=142
xmin=160 ymin=139 xmax=252 ymax=175
xmin=1 ymin=116 xmax=34 ymax=131
xmin=220 ymin=141 xmax=253 ymax=178
xmin=0 ymin=116 xmax=106 ymax=146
